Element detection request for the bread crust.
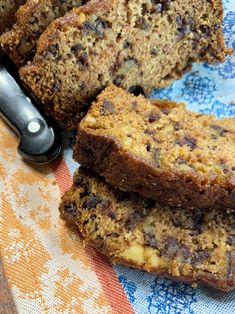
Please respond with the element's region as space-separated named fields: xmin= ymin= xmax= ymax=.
xmin=59 ymin=167 xmax=235 ymax=291
xmin=74 ymin=85 xmax=235 ymax=210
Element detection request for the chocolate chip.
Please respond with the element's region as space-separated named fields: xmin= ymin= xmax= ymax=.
xmin=125 ymin=212 xmax=142 ymax=231
xmin=71 ymin=44 xmax=84 ymax=53
xmin=70 ymin=44 xmax=86 ymax=65
xmin=108 ymin=211 xmax=116 ymax=220
xmin=82 ymin=21 xmax=95 ymax=34
xmin=149 ymin=112 xmax=160 ymax=123
xmin=44 ymin=43 xmax=59 ymax=58
xmin=98 ymin=74 xmax=103 ymax=81
xmin=123 ymin=41 xmax=131 ymax=49
xmin=146 ymin=143 xmax=151 ymax=152
xmin=192 ymin=250 xmax=210 ymax=265
xmin=96 ymin=199 xmax=116 ymax=219
xmin=94 ymin=18 xmax=108 ymax=38
xmin=210 ymin=124 xmax=228 ymax=137
xmin=64 ymin=202 xmax=77 ymax=217
xmin=175 ymin=15 xmax=194 ymax=41
xmin=164 ymin=236 xmax=191 ymax=260
xmin=199 ymin=25 xmax=211 ymax=37
xmin=100 ymin=100 xmax=115 ymax=115
xmin=175 ymin=136 xmax=197 ymax=151
xmin=191 ymin=213 xmax=204 ymax=235
xmin=82 ymin=18 xmax=108 ymax=38
xmin=77 ymin=52 xmax=88 ymax=67
xmin=227 ymin=235 xmax=235 ymax=245
xmin=83 ymin=195 xmax=103 ymax=209
xmin=52 ymin=82 xmax=61 ymax=92
xmin=74 ymin=177 xmax=91 ymax=198
xmin=144 ymin=232 xmax=158 ymax=248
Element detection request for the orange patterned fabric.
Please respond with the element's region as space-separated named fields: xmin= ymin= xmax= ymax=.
xmin=0 ymin=119 xmax=134 ymax=313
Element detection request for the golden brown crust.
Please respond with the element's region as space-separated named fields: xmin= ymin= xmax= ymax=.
xmin=74 ymin=85 xmax=235 ymax=210
xmin=59 ymin=167 xmax=235 ymax=291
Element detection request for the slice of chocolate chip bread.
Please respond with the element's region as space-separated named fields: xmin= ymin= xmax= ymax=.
xmin=59 ymin=168 xmax=235 ymax=291
xmin=0 ymin=0 xmax=88 ymax=67
xmin=20 ymin=0 xmax=231 ymax=129
xmin=74 ymin=85 xmax=235 ymax=210
xmin=0 ymin=0 xmax=25 ymax=35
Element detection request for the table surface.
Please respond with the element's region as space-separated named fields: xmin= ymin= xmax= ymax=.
xmin=0 ymin=254 xmax=17 ymax=314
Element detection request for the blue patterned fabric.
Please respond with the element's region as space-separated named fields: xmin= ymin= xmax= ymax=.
xmin=63 ymin=0 xmax=235 ymax=312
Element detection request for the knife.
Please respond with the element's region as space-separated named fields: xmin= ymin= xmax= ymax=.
xmin=0 ymin=56 xmax=61 ymax=164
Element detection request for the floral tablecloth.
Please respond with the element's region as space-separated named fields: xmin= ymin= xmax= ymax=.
xmin=0 ymin=0 xmax=235 ymax=313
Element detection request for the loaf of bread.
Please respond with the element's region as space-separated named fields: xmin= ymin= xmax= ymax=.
xmin=59 ymin=168 xmax=235 ymax=291
xmin=0 ymin=0 xmax=25 ymax=35
xmin=0 ymin=0 xmax=86 ymax=67
xmin=20 ymin=0 xmax=231 ymax=129
xmin=74 ymin=85 xmax=235 ymax=210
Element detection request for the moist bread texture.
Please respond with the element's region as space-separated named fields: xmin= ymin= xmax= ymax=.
xmin=59 ymin=168 xmax=235 ymax=291
xmin=0 ymin=0 xmax=87 ymax=67
xmin=74 ymin=85 xmax=235 ymax=210
xmin=20 ymin=0 xmax=231 ymax=129
xmin=0 ymin=0 xmax=25 ymax=35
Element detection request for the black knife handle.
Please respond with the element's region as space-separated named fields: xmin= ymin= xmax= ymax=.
xmin=0 ymin=63 xmax=61 ymax=163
